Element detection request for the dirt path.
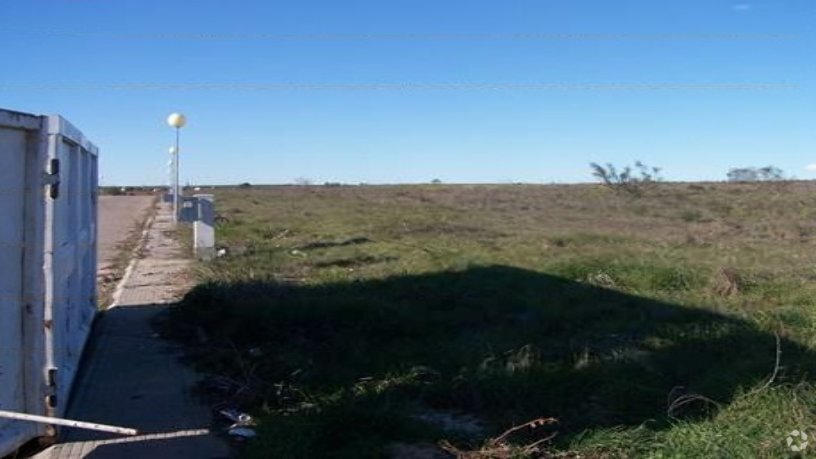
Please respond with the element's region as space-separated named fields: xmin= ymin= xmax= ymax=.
xmin=35 ymin=202 xmax=230 ymax=459
xmin=97 ymin=195 xmax=155 ymax=273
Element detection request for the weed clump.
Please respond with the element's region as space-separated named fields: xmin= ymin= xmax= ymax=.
xmin=711 ymin=267 xmax=743 ymax=297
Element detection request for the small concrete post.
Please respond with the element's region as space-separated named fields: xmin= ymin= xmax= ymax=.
xmin=193 ymin=194 xmax=215 ymax=260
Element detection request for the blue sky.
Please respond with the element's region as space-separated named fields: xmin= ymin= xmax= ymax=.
xmin=1 ymin=0 xmax=813 ymax=185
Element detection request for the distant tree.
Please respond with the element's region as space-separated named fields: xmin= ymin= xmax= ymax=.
xmin=727 ymin=166 xmax=785 ymax=182
xmin=758 ymin=166 xmax=785 ymax=181
xmin=727 ymin=168 xmax=758 ymax=182
xmin=431 ymin=178 xmax=443 ymax=184
xmin=238 ymin=182 xmax=252 ymax=188
xmin=590 ymin=161 xmax=662 ymax=196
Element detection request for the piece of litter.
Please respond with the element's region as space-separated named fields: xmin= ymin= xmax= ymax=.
xmin=228 ymin=426 xmax=257 ymax=440
xmin=219 ymin=409 xmax=255 ymax=426
xmin=0 ymin=410 xmax=138 ymax=436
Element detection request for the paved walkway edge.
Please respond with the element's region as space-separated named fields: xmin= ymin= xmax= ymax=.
xmin=109 ymin=213 xmax=155 ymax=309
xmin=34 ymin=203 xmax=231 ymax=459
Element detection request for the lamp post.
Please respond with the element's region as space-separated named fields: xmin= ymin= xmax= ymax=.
xmin=167 ymin=151 xmax=175 ymax=205
xmin=166 ymin=113 xmax=187 ymax=222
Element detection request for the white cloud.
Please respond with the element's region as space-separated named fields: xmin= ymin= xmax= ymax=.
xmin=732 ymin=3 xmax=752 ymax=12
xmin=804 ymin=164 xmax=816 ymax=172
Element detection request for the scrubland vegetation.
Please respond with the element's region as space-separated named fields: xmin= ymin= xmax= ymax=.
xmin=166 ymin=182 xmax=816 ymax=457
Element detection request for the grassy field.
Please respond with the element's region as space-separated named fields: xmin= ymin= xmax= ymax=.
xmin=166 ymin=182 xmax=816 ymax=458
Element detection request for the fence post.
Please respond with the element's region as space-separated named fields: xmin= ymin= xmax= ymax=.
xmin=193 ymin=194 xmax=215 ymax=260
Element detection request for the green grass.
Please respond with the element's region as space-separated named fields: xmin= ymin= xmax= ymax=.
xmin=164 ymin=183 xmax=816 ymax=458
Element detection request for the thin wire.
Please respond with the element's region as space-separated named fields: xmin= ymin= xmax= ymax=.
xmin=0 ymin=82 xmax=797 ymax=92
xmin=10 ymin=31 xmax=799 ymax=42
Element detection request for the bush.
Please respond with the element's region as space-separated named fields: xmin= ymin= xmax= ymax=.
xmin=99 ymin=186 xmax=126 ymax=196
xmin=590 ymin=161 xmax=662 ymax=196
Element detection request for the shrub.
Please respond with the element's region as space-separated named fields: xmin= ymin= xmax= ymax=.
xmin=590 ymin=161 xmax=662 ymax=196
xmin=100 ymin=186 xmax=126 ymax=196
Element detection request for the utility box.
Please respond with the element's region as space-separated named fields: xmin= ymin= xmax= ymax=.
xmin=179 ymin=195 xmax=198 ymax=223
xmin=0 ymin=109 xmax=98 ymax=456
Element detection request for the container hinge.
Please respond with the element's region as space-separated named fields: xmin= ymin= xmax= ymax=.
xmin=45 ymin=367 xmax=58 ymax=409
xmin=43 ymin=158 xmax=60 ymax=199
xmin=47 ymin=367 xmax=57 ymax=388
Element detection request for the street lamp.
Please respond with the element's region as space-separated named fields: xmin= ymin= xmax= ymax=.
xmin=166 ymin=113 xmax=187 ymax=222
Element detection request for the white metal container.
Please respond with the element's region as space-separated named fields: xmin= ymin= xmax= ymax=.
xmin=0 ymin=108 xmax=98 ymax=456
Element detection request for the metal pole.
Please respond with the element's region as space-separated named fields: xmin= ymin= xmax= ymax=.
xmin=0 ymin=410 xmax=138 ymax=436
xmin=173 ymin=128 xmax=180 ymax=222
xmin=168 ymin=157 xmax=173 ymax=199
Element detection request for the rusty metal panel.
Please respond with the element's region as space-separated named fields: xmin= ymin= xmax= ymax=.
xmin=44 ymin=116 xmax=98 ymax=419
xmin=0 ymin=109 xmax=98 ymax=456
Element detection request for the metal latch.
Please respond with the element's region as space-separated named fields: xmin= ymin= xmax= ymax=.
xmin=46 ymin=367 xmax=58 ymax=409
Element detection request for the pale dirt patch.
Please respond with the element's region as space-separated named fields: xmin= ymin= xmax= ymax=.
xmin=97 ymin=195 xmax=156 ymax=306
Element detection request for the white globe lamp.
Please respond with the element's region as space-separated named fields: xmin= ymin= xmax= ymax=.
xmin=167 ymin=112 xmax=187 ymax=222
xmin=167 ymin=113 xmax=187 ymax=129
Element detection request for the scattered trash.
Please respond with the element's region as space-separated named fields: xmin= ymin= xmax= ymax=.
xmin=219 ymin=409 xmax=255 ymax=426
xmin=220 ymin=409 xmax=258 ymax=443
xmin=228 ymin=426 xmax=257 ymax=441
xmin=586 ymin=271 xmax=619 ymax=288
xmin=289 ymin=249 xmax=307 ymax=257
xmin=216 ymin=248 xmax=228 ymax=258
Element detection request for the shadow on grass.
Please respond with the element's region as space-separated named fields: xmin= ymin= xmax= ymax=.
xmin=165 ymin=265 xmax=816 ymax=457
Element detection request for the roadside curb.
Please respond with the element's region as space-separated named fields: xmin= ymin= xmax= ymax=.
xmin=108 ymin=204 xmax=157 ymax=309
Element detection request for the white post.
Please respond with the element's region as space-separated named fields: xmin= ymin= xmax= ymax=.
xmin=193 ymin=194 xmax=215 ymax=260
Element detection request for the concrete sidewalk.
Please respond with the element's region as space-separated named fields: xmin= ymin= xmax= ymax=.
xmin=35 ymin=203 xmax=230 ymax=459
